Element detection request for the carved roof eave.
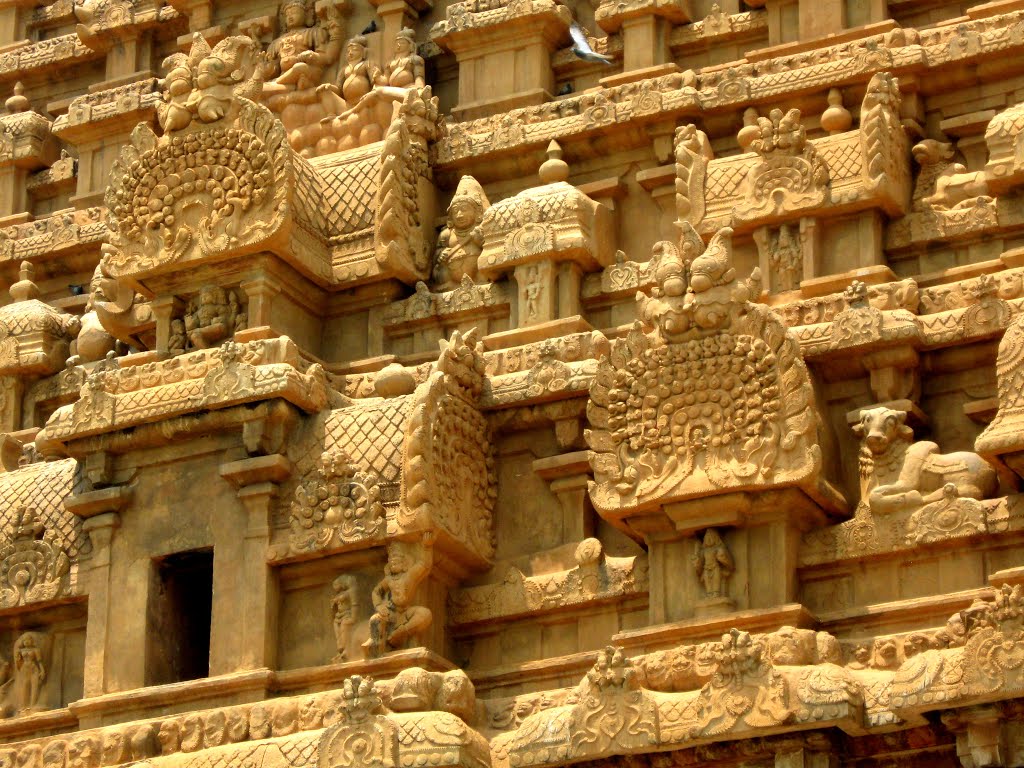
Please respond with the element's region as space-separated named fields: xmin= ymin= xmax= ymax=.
xmin=431 ymin=0 xmax=572 ymax=53
xmin=432 ymin=38 xmax=952 ymax=171
xmin=796 ymin=307 xmax=923 ymax=361
xmin=698 ymin=126 xmax=910 ymax=236
xmin=101 ymin=99 xmax=334 ymax=292
xmin=499 ymin=660 xmax=864 ymax=768
xmin=0 ymin=111 xmax=57 ymax=171
xmin=35 ymin=337 xmax=330 ymax=454
xmin=595 ymin=0 xmax=694 ymax=34
xmin=0 ymin=34 xmax=101 ymax=84
xmin=51 ymin=79 xmax=161 ymax=145
xmin=477 ymin=184 xmax=616 ymax=279
xmin=75 ymin=0 xmax=167 ymax=53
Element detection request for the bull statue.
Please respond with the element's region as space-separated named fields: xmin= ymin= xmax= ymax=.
xmin=854 ymin=406 xmax=997 ymax=514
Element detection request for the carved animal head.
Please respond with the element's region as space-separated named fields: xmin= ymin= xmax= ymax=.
xmin=852 ymin=407 xmax=914 ymax=455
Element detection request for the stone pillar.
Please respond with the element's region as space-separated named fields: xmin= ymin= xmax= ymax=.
xmin=532 ymin=451 xmax=596 ymax=545
xmin=0 ymin=0 xmax=31 ymax=49
xmin=240 ymin=276 xmax=282 ymax=331
xmin=217 ymin=455 xmax=291 ymax=673
xmin=150 ymin=296 xmax=183 ymax=353
xmin=621 ymin=17 xmax=672 ymax=71
xmin=374 ymin=0 xmax=422 ymax=60
xmin=0 ymin=375 xmax=23 ymax=432
xmin=65 ymin=486 xmax=133 ymax=698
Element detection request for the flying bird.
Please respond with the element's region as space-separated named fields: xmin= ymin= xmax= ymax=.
xmin=360 ymin=20 xmax=378 ymax=34
xmin=569 ymin=21 xmax=613 ymax=65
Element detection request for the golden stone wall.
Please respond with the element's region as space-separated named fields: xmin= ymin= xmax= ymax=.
xmin=2 ymin=0 xmax=1024 ymax=765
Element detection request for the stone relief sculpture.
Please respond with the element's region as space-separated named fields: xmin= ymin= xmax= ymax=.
xmin=736 ymin=107 xmax=830 ymax=221
xmin=587 ymin=224 xmax=826 ymax=517
xmin=12 ymin=0 xmax=1024 ymax=762
xmin=673 ymin=123 xmax=712 ymax=228
xmin=331 ymin=574 xmax=358 ymax=662
xmin=261 ymin=0 xmax=345 ymax=156
xmin=73 ymin=259 xmax=153 ymax=358
xmin=0 ymin=506 xmax=71 ymax=609
xmin=433 ymin=175 xmax=490 ymax=290
xmin=362 ymin=536 xmax=433 ymax=657
xmin=854 ymin=406 xmax=997 ymax=515
xmin=317 ymin=28 xmax=428 ymax=152
xmin=692 ymin=528 xmax=733 ymax=599
xmin=176 ymin=286 xmax=247 ymax=352
xmin=289 ymin=450 xmax=384 ymax=552
xmin=12 ymin=633 xmax=46 ymax=715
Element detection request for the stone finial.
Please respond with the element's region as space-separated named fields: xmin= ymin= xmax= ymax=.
xmin=5 ymin=83 xmax=29 ymax=115
xmin=821 ymin=88 xmax=851 ymax=134
xmin=9 ymin=262 xmax=41 ymax=303
xmin=539 ymin=140 xmax=570 ymax=184
xmin=737 ymin=106 xmax=759 ymax=151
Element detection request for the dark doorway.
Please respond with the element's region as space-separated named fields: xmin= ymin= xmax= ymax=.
xmin=145 ymin=549 xmax=214 ymax=686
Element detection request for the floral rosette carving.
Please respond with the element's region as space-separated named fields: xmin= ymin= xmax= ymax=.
xmin=400 ymin=329 xmax=495 ymax=562
xmin=587 ymin=226 xmax=822 ymax=516
xmin=289 ymin=450 xmax=384 ymax=553
xmin=102 ymin=33 xmax=322 ymax=280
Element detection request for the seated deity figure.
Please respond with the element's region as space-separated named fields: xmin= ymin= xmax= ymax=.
xmin=318 ymin=28 xmax=427 ymax=151
xmin=381 ymin=28 xmax=425 ymax=89
xmin=262 ymin=0 xmax=342 ymax=156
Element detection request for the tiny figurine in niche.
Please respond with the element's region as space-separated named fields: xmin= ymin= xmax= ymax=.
xmin=331 ymin=574 xmax=358 ymax=662
xmin=12 ymin=632 xmax=45 ymax=714
xmin=692 ymin=528 xmax=733 ymax=598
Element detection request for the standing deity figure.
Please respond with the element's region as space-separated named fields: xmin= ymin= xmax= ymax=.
xmin=331 ymin=574 xmax=357 ymax=662
xmin=362 ymin=538 xmax=433 ymax=657
xmin=692 ymin=528 xmax=734 ymax=598
xmin=434 ymin=176 xmax=490 ymax=289
xmin=262 ymin=0 xmax=343 ymax=156
xmin=12 ymin=633 xmax=45 ymax=714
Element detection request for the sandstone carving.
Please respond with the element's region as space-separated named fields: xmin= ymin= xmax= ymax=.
xmin=261 ymin=0 xmax=346 ymax=156
xmin=363 ymin=535 xmax=433 ymax=657
xmin=692 ymin=528 xmax=732 ymax=599
xmin=0 ymin=506 xmax=71 ymax=608
xmin=433 ymin=175 xmax=489 ymax=290
xmin=735 ymin=107 xmax=830 ymax=222
xmin=587 ymin=225 xmax=828 ymax=518
xmin=854 ymin=406 xmax=997 ymax=515
xmin=4 ymin=1 xmax=1024 ymax=767
xmin=317 ymin=29 xmax=428 ymax=153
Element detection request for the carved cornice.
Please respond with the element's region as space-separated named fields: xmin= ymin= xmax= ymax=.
xmin=433 ymin=10 xmax=1024 ymax=167
xmin=0 ymin=35 xmax=100 ymax=83
xmin=52 ymin=78 xmax=162 ymax=144
xmin=37 ymin=337 xmax=331 ymax=451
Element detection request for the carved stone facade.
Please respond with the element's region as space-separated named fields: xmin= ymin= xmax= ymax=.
xmin=1 ymin=0 xmax=1024 ymax=766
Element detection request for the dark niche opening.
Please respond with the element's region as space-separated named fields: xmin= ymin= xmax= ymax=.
xmin=145 ymin=548 xmax=213 ymax=686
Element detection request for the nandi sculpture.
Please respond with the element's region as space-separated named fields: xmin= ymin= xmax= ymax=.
xmin=854 ymin=406 xmax=997 ymax=514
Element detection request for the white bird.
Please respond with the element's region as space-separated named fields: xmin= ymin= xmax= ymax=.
xmin=569 ymin=21 xmax=613 ymax=65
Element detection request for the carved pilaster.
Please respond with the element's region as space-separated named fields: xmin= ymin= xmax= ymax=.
xmin=218 ymin=454 xmax=291 ymax=673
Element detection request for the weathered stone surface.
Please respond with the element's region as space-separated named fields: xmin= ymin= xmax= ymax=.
xmin=1 ymin=1 xmax=1024 ymax=767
